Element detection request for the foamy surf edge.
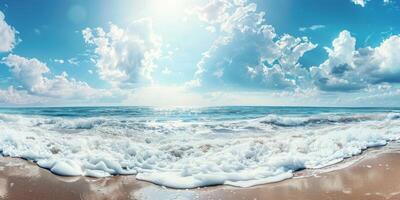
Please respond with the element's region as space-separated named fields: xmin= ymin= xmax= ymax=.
xmin=0 ymin=112 xmax=400 ymax=188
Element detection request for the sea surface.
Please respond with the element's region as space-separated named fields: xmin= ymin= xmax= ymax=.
xmin=0 ymin=106 xmax=399 ymax=188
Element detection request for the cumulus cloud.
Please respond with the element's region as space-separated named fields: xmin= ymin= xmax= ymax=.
xmin=1 ymin=54 xmax=106 ymax=99
xmin=82 ymin=19 xmax=162 ymax=88
xmin=0 ymin=11 xmax=17 ymax=52
xmin=195 ymin=0 xmax=231 ymax=25
xmin=190 ymin=0 xmax=316 ymax=90
xmin=311 ymin=30 xmax=400 ymax=91
xmin=373 ymin=36 xmax=400 ymax=81
xmin=2 ymin=54 xmax=50 ymax=93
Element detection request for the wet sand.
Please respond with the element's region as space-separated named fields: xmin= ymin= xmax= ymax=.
xmin=0 ymin=157 xmax=150 ymax=200
xmin=2 ymin=149 xmax=400 ymax=200
xmin=199 ymin=151 xmax=400 ymax=200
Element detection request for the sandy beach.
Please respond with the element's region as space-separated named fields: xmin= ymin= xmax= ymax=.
xmin=1 ymin=147 xmax=400 ymax=200
xmin=0 ymin=157 xmax=150 ymax=200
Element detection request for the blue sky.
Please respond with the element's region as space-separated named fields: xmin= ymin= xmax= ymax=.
xmin=0 ymin=0 xmax=399 ymax=106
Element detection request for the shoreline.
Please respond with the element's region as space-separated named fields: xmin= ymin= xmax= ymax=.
xmin=1 ymin=145 xmax=400 ymax=199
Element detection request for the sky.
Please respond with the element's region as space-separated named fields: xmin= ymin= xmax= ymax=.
xmin=0 ymin=0 xmax=400 ymax=107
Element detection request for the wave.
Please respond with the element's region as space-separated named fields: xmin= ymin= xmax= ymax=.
xmin=258 ymin=113 xmax=397 ymax=127
xmin=0 ymin=111 xmax=400 ymax=188
xmin=2 ymin=112 xmax=397 ymax=132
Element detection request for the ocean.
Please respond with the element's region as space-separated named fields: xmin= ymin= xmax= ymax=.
xmin=0 ymin=106 xmax=399 ymax=188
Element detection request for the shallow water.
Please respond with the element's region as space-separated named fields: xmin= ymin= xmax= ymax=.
xmin=0 ymin=106 xmax=399 ymax=188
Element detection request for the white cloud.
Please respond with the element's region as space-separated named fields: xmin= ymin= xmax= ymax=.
xmin=194 ymin=0 xmax=265 ymax=33
xmin=312 ymin=30 xmax=400 ymax=91
xmin=354 ymin=84 xmax=400 ymax=106
xmin=0 ymin=87 xmax=43 ymax=105
xmin=189 ymin=0 xmax=316 ymax=90
xmin=220 ymin=2 xmax=264 ymax=33
xmin=191 ymin=0 xmax=400 ymax=98
xmin=351 ymin=0 xmax=367 ymax=7
xmin=82 ymin=19 xmax=162 ymax=88
xmin=351 ymin=0 xmax=391 ymax=7
xmin=299 ymin=25 xmax=325 ymax=32
xmin=373 ymin=35 xmax=400 ymax=79
xmin=1 ymin=54 xmax=107 ymax=100
xmin=67 ymin=58 xmax=79 ymax=66
xmin=2 ymin=54 xmax=50 ymax=93
xmin=0 ymin=11 xmax=17 ymax=52
xmin=53 ymin=59 xmax=65 ymax=64
xmin=383 ymin=0 xmax=391 ymax=4
xmin=194 ymin=0 xmax=232 ymax=26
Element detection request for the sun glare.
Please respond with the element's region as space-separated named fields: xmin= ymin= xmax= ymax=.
xmin=147 ymin=0 xmax=188 ymax=18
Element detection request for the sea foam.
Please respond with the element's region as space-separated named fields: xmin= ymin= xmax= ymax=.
xmin=0 ymin=110 xmax=399 ymax=188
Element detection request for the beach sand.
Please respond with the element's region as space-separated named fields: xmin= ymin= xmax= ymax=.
xmin=0 ymin=157 xmax=149 ymax=200
xmin=2 ymin=148 xmax=400 ymax=200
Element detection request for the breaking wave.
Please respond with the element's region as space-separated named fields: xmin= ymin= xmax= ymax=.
xmin=0 ymin=107 xmax=399 ymax=188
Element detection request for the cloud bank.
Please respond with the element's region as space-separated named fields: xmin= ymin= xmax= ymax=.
xmin=0 ymin=54 xmax=116 ymax=105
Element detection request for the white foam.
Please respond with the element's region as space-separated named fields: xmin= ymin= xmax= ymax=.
xmin=49 ymin=160 xmax=83 ymax=176
xmin=0 ymin=113 xmax=399 ymax=188
xmin=225 ymin=172 xmax=293 ymax=187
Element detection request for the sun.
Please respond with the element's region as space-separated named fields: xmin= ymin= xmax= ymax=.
xmin=147 ymin=0 xmax=188 ymax=19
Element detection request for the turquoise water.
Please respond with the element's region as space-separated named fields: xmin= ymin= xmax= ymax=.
xmin=0 ymin=106 xmax=399 ymax=122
